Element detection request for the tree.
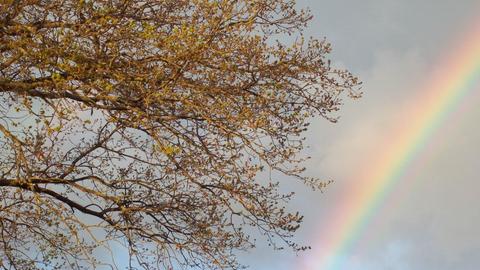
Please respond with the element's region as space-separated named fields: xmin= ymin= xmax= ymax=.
xmin=0 ymin=0 xmax=360 ymax=269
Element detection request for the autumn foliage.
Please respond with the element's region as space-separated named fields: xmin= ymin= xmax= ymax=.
xmin=0 ymin=0 xmax=360 ymax=269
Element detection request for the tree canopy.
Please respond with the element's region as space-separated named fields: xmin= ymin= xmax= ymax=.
xmin=0 ymin=0 xmax=360 ymax=269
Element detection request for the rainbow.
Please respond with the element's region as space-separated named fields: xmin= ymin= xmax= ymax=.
xmin=301 ymin=17 xmax=480 ymax=270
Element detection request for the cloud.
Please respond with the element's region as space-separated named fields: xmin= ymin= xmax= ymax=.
xmin=239 ymin=1 xmax=480 ymax=269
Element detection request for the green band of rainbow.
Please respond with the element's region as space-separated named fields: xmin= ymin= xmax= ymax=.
xmin=302 ymin=18 xmax=480 ymax=270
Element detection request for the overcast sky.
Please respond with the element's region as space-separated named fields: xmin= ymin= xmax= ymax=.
xmin=240 ymin=1 xmax=480 ymax=269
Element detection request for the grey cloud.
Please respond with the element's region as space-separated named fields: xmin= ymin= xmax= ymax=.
xmin=241 ymin=1 xmax=480 ymax=269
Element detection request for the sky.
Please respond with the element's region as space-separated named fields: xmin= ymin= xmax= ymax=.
xmin=240 ymin=0 xmax=480 ymax=269
xmin=3 ymin=1 xmax=479 ymax=269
